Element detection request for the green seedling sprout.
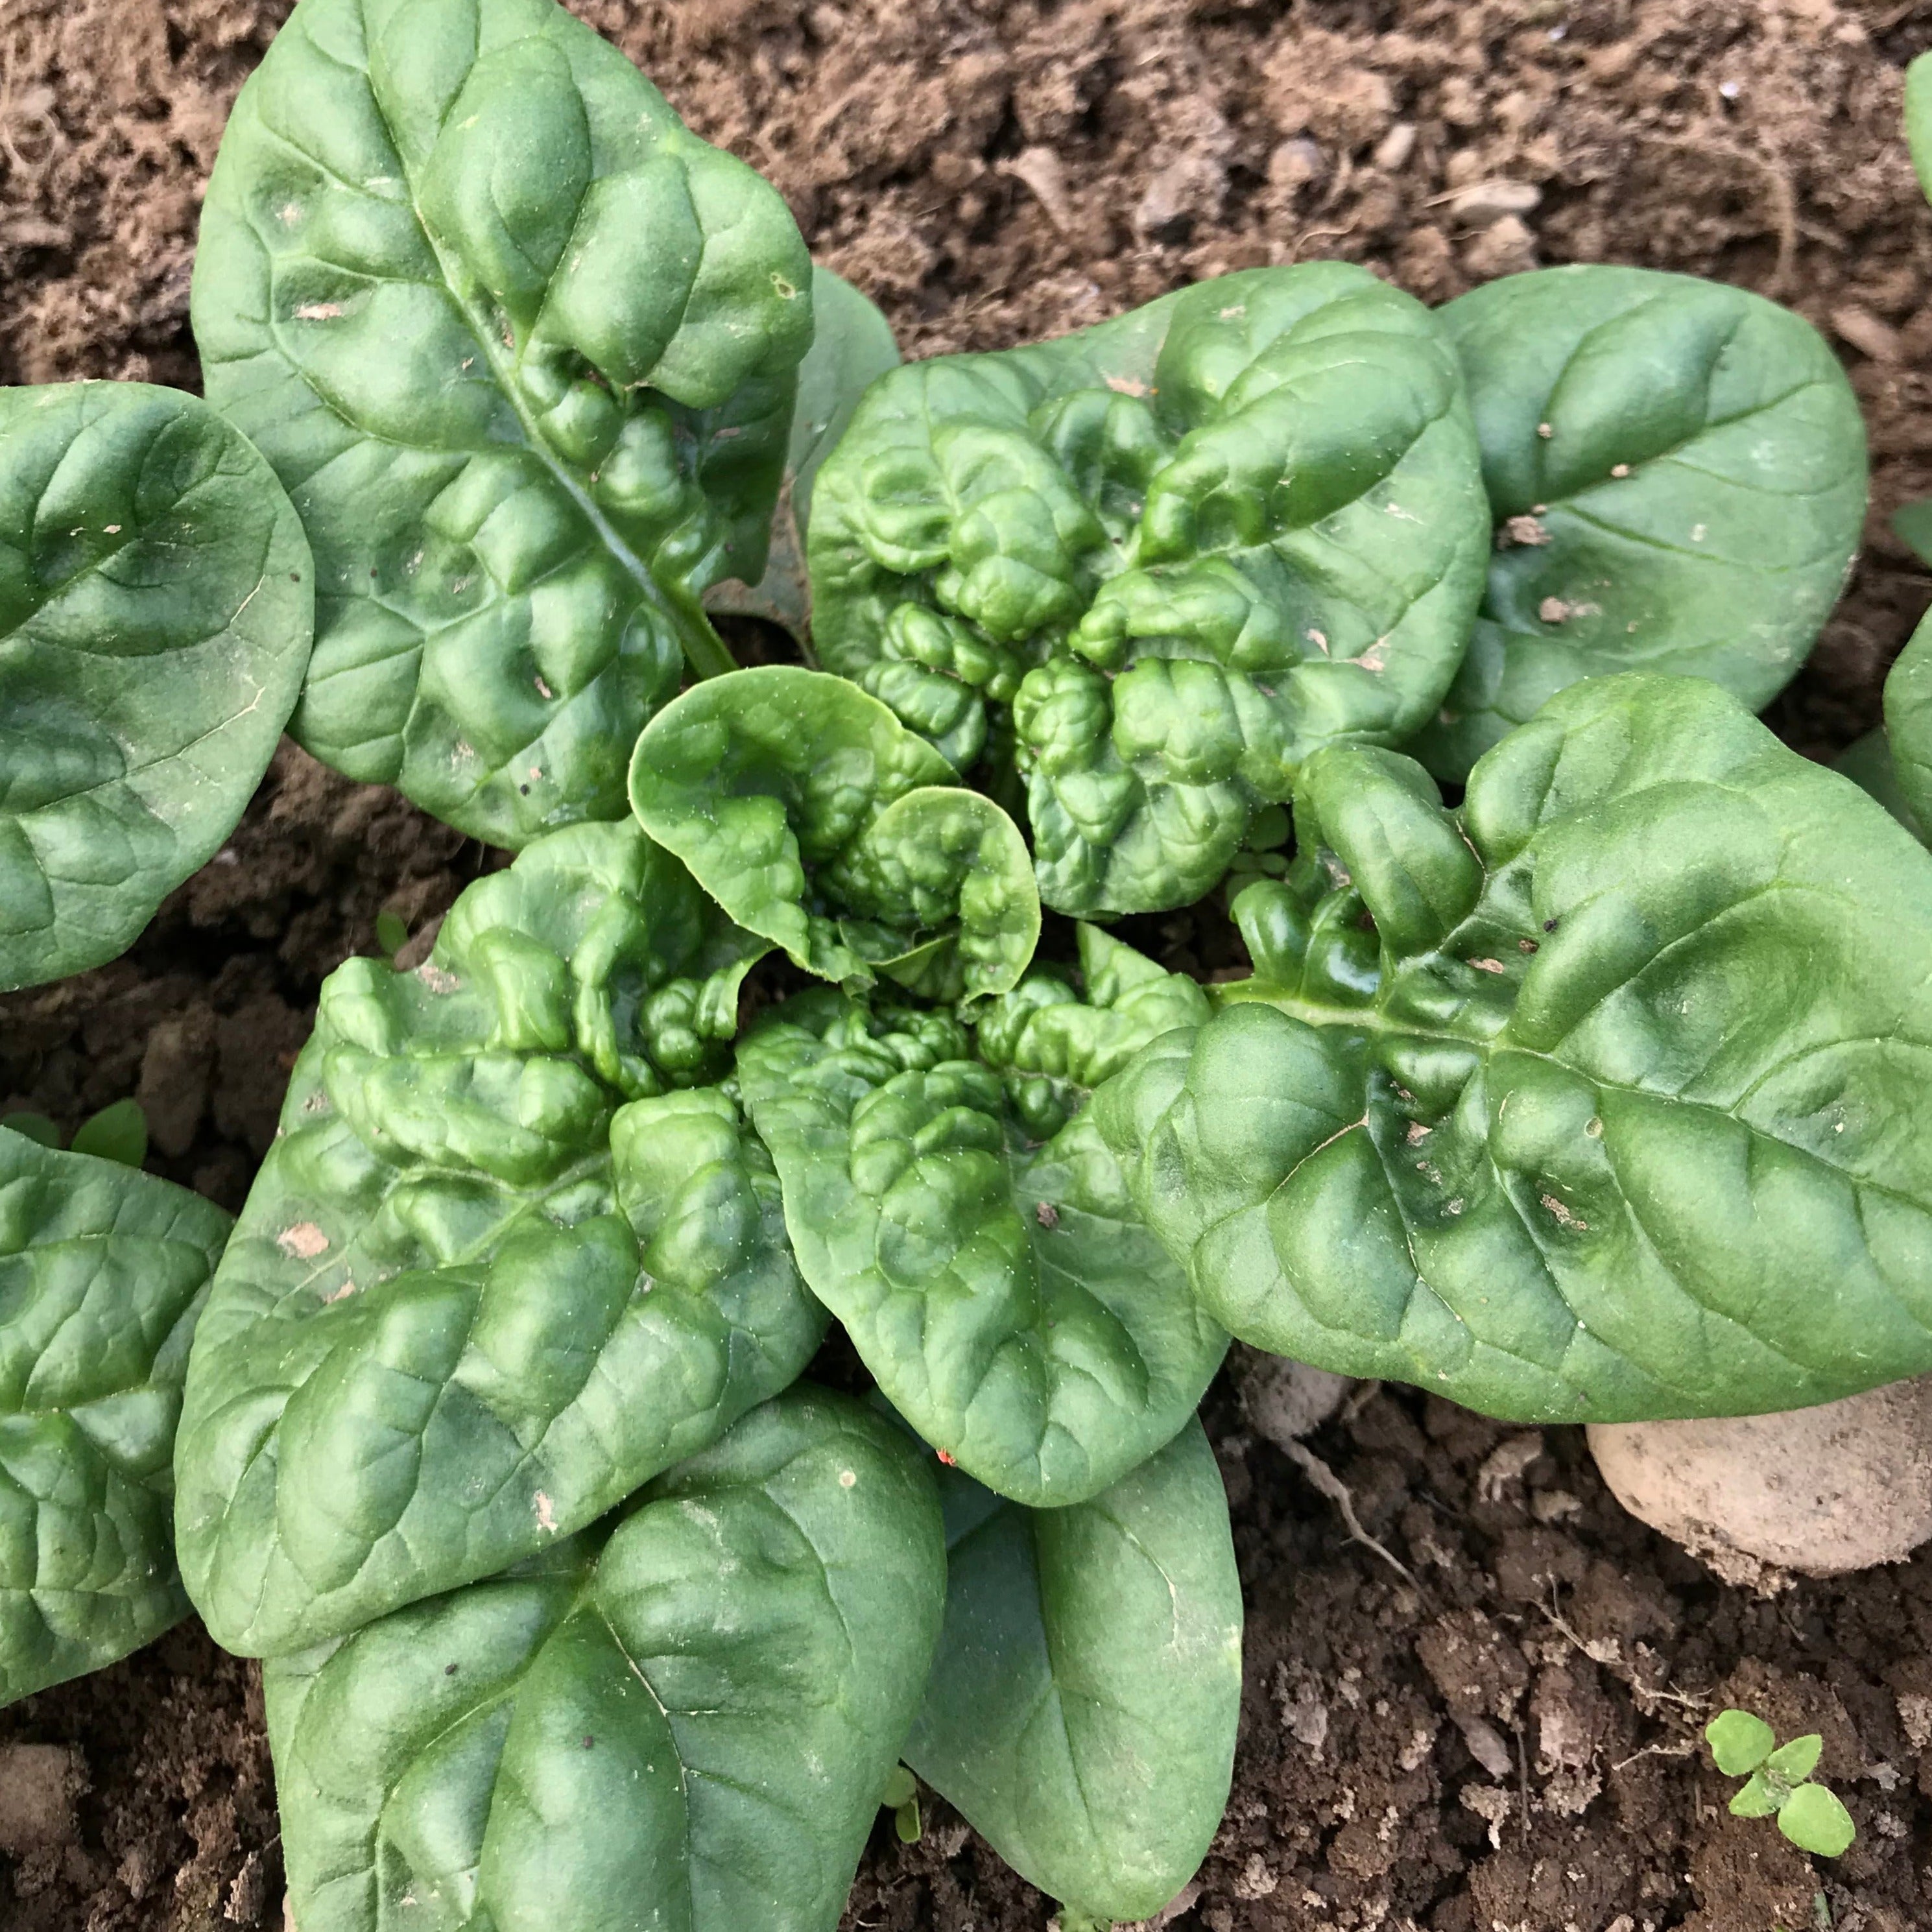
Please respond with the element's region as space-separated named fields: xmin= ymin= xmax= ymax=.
xmin=6 ymin=1099 xmax=149 ymax=1169
xmin=1706 ymin=1709 xmax=1855 ymax=1858
xmin=879 ymin=1763 xmax=922 ymax=1844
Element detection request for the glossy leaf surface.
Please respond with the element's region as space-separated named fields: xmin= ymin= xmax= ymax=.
xmin=0 ymin=383 xmax=313 ymax=991
xmin=708 ymin=266 xmax=900 ymax=636
xmin=808 ymin=263 xmax=1490 ymax=915
xmin=192 ymin=0 xmax=813 ymax=846
xmin=1097 ymin=674 xmax=1932 ymax=1422
xmin=1416 ymin=267 xmax=1866 ymax=778
xmin=176 ymin=821 xmax=823 ymax=1656
xmin=0 ymin=1125 xmax=230 ymax=1705
xmin=905 ymin=1418 xmax=1241 ymax=1922
xmin=630 ymin=665 xmax=1039 ymax=1001
xmin=267 ymin=1388 xmax=946 ymax=1932
xmin=737 ymin=994 xmax=1225 ymax=1506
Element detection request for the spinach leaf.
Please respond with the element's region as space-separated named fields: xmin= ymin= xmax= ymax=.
xmin=708 ymin=265 xmax=901 ymax=638
xmin=975 ymin=922 xmax=1213 ymax=1138
xmin=175 ymin=820 xmax=823 ymax=1656
xmin=1883 ymin=609 xmax=1932 ymax=834
xmin=1835 ymin=728 xmax=1925 ymax=844
xmin=1097 ymin=673 xmax=1932 ymax=1422
xmin=807 ymin=262 xmax=1490 ymax=916
xmin=905 ymin=1417 xmax=1241 ymax=1923
xmin=0 ymin=1124 xmax=230 ymax=1705
xmin=629 ymin=665 xmax=1040 ymax=1001
xmin=0 ymin=383 xmax=313 ymax=992
xmin=1414 ymin=267 xmax=1866 ymax=779
xmin=266 ymin=1387 xmax=945 ymax=1932
xmin=735 ymin=992 xmax=1225 ymax=1506
xmin=192 ymin=0 xmax=813 ymax=848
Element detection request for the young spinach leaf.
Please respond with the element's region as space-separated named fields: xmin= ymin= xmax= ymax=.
xmin=905 ymin=1417 xmax=1241 ymax=1923
xmin=266 ymin=1387 xmax=946 ymax=1932
xmin=0 ymin=1124 xmax=230 ymax=1706
xmin=1835 ymin=728 xmax=1925 ymax=844
xmin=807 ymin=262 xmax=1490 ymax=915
xmin=1097 ymin=673 xmax=1932 ymax=1422
xmin=735 ymin=992 xmax=1226 ymax=1506
xmin=1414 ymin=267 xmax=1866 ymax=778
xmin=175 ymin=820 xmax=823 ymax=1656
xmin=629 ymin=665 xmax=1040 ymax=1001
xmin=192 ymin=0 xmax=813 ymax=848
xmin=0 ymin=383 xmax=313 ymax=992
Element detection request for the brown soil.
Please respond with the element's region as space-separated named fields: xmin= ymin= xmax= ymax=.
xmin=3 ymin=1 xmax=1931 ymax=1928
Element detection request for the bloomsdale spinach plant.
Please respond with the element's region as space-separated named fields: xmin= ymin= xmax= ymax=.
xmin=3 ymin=0 xmax=1917 ymax=1922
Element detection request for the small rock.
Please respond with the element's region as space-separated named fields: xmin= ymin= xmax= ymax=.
xmin=1456 ymin=1712 xmax=1514 ymax=1779
xmin=0 ymin=1743 xmax=84 ymax=1855
xmin=1446 ymin=179 xmax=1542 ymax=227
xmin=1267 ymin=137 xmax=1324 ymax=195
xmin=1134 ymin=152 xmax=1226 ymax=244
xmin=137 ymin=1009 xmax=217 ymax=1158
xmin=1002 ymin=146 xmax=1074 ymax=235
xmin=1372 ymin=121 xmax=1417 ymax=172
xmin=1831 ymin=302 xmax=1902 ymax=364
xmin=1462 ymin=213 xmax=1539 ymax=280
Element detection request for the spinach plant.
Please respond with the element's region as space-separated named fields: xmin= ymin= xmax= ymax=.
xmin=1706 ymin=1708 xmax=1856 ymax=1858
xmin=189 ymin=0 xmax=815 ymax=850
xmin=178 ymin=735 xmax=1242 ymax=1929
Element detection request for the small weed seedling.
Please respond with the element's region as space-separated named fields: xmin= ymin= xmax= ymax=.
xmin=1706 ymin=1710 xmax=1856 ymax=1858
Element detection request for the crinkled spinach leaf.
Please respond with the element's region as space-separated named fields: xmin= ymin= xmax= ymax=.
xmin=735 ymin=992 xmax=1225 ymax=1506
xmin=1413 ymin=266 xmax=1866 ymax=779
xmin=1883 ymin=608 xmax=1932 ymax=835
xmin=807 ymin=262 xmax=1490 ymax=916
xmin=1097 ymin=673 xmax=1932 ymax=1422
xmin=266 ymin=1387 xmax=945 ymax=1932
xmin=0 ymin=1125 xmax=230 ymax=1704
xmin=176 ymin=820 xmax=824 ymax=1656
xmin=629 ymin=665 xmax=1040 ymax=1001
xmin=192 ymin=0 xmax=813 ymax=847
xmin=708 ymin=265 xmax=900 ymax=637
xmin=905 ymin=1417 xmax=1241 ymax=1923
xmin=974 ymin=922 xmax=1211 ymax=1139
xmin=0 ymin=382 xmax=313 ymax=991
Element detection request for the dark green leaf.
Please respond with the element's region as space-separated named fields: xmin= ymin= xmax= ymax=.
xmin=708 ymin=265 xmax=900 ymax=637
xmin=0 ymin=1123 xmax=230 ymax=1705
xmin=191 ymin=0 xmax=814 ymax=847
xmin=175 ymin=820 xmax=823 ymax=1656
xmin=70 ymin=1099 xmax=149 ymax=1171
xmin=374 ymin=909 xmax=411 ymax=959
xmin=0 ymin=1114 xmax=61 ymax=1150
xmin=0 ymin=383 xmax=313 ymax=992
xmin=1414 ymin=267 xmax=1866 ymax=779
xmin=630 ymin=665 xmax=1040 ymax=1001
xmin=267 ymin=1387 xmax=947 ymax=1932
xmin=808 ymin=262 xmax=1490 ymax=914
xmin=905 ymin=1418 xmax=1241 ymax=1922
xmin=1097 ymin=673 xmax=1932 ymax=1422
xmin=737 ymin=993 xmax=1226 ymax=1505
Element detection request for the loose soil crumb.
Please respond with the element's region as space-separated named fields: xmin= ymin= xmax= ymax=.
xmin=3 ymin=1 xmax=1932 ymax=1929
